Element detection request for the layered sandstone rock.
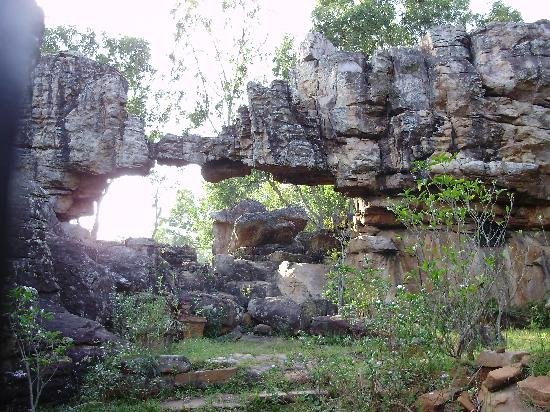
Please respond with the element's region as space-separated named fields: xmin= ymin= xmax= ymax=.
xmin=19 ymin=52 xmax=153 ymax=220
xmin=5 ymin=16 xmax=550 ymax=409
xmin=154 ymin=21 xmax=549 ymax=213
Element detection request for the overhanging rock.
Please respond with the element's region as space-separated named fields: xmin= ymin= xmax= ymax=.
xmin=154 ymin=21 xmax=549 ymax=215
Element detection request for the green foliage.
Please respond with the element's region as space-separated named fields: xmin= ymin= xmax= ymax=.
xmin=192 ymin=305 xmax=226 ymax=338
xmin=80 ymin=344 xmax=164 ymax=402
xmin=387 ymin=153 xmax=515 ymax=358
xmin=325 ymin=260 xmax=388 ymax=318
xmin=272 ymin=35 xmax=297 ymax=80
xmin=9 ymin=286 xmax=74 ymax=412
xmin=312 ymin=0 xmax=522 ymax=54
xmin=528 ymin=345 xmax=550 ymax=376
xmin=481 ymin=0 xmax=523 ymax=24
xmin=154 ymin=188 xmax=213 ymax=262
xmin=41 ymin=26 xmax=155 ymax=120
xmin=170 ymin=0 xmax=265 ymax=132
xmin=504 ymin=300 xmax=550 ymax=330
xmin=112 ymin=292 xmax=180 ymax=347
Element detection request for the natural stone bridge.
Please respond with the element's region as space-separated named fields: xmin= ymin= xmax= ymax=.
xmin=21 ymin=22 xmax=549 ymax=225
xmin=3 ymin=14 xmax=549 ymax=408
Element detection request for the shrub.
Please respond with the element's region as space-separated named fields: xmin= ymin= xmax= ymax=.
xmin=387 ymin=153 xmax=515 ymax=358
xmin=112 ymin=291 xmax=181 ymax=347
xmin=8 ymin=286 xmax=74 ymax=412
xmin=324 ymin=257 xmax=388 ymax=318
xmin=80 ymin=344 xmax=164 ymax=402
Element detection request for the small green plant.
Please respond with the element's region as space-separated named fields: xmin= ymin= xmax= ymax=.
xmin=112 ymin=291 xmax=180 ymax=347
xmin=80 ymin=343 xmax=164 ymax=402
xmin=387 ymin=153 xmax=515 ymax=358
xmin=324 ymin=255 xmax=387 ymax=318
xmin=8 ymin=286 xmax=73 ymax=412
xmin=194 ymin=303 xmax=227 ymax=338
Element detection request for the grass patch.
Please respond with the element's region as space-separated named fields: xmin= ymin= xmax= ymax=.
xmin=53 ymin=328 xmax=548 ymax=411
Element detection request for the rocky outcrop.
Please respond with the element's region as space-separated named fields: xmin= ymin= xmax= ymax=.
xmin=5 ymin=16 xmax=550 ymax=409
xmin=154 ymin=21 xmax=549 ymax=213
xmin=152 ymin=21 xmax=550 ymax=303
xmin=233 ymin=206 xmax=308 ymax=249
xmin=211 ymin=199 xmax=266 ymax=254
xmin=19 ymin=52 xmax=152 ymax=221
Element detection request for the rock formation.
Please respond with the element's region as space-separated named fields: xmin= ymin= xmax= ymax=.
xmin=154 ymin=22 xmax=549 ymax=213
xmin=4 ymin=11 xmax=550 ymax=408
xmin=153 ymin=20 xmax=550 ymax=304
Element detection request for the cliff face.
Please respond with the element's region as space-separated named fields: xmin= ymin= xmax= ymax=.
xmin=19 ymin=21 xmax=549 ymax=229
xmin=18 ymin=53 xmax=153 ymax=221
xmin=155 ymin=22 xmax=549 ymax=220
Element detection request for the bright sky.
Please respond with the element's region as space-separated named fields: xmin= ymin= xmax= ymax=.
xmin=35 ymin=0 xmax=548 ymax=241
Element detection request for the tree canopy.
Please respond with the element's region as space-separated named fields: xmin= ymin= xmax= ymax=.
xmin=312 ymin=0 xmax=522 ymax=54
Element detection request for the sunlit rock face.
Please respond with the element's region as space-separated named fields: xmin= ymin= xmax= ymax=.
xmin=155 ymin=20 xmax=549 ymax=211
xmin=18 ymin=52 xmax=153 ymax=221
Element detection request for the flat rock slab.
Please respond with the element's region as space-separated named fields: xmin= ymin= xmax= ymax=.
xmin=417 ymin=389 xmax=453 ymax=411
xmin=209 ymin=353 xmax=289 ymax=379
xmin=483 ymin=365 xmax=523 ymax=391
xmin=518 ymin=375 xmax=550 ymax=408
xmin=478 ymin=384 xmax=536 ymax=412
xmin=158 ymin=355 xmax=192 ymax=375
xmin=255 ymin=389 xmax=328 ymax=403
xmin=161 ymin=394 xmax=242 ymax=410
xmin=457 ymin=391 xmax=476 ymax=412
xmin=161 ymin=390 xmax=328 ymax=411
xmin=209 ymin=353 xmax=288 ymax=366
xmin=174 ymin=367 xmax=238 ymax=386
xmin=476 ymin=350 xmax=529 ymax=368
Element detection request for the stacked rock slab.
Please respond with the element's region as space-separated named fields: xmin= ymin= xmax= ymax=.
xmin=210 ymin=200 xmax=337 ymax=332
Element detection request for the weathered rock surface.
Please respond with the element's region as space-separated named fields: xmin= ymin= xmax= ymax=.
xmin=478 ymin=383 xmax=536 ymax=411
xmin=276 ymin=262 xmax=328 ymax=304
xmin=482 ymin=365 xmax=523 ymax=391
xmin=233 ymin=206 xmax=308 ymax=249
xmin=309 ymin=315 xmax=351 ymax=336
xmin=517 ymin=375 xmax=550 ymax=408
xmin=248 ymin=297 xmax=308 ymax=334
xmin=21 ymin=52 xmax=153 ymax=221
xmin=152 ymin=22 xmax=550 ymax=304
xmin=477 ymin=350 xmax=530 ymax=368
xmin=178 ymin=291 xmax=244 ymax=335
xmin=158 ymin=355 xmax=192 ymax=375
xmin=211 ymin=199 xmax=266 ymax=254
xmin=154 ymin=22 xmax=549 ymax=211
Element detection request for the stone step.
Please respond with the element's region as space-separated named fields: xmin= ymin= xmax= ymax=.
xmin=160 ymin=389 xmax=328 ymax=411
xmin=173 ymin=367 xmax=238 ymax=386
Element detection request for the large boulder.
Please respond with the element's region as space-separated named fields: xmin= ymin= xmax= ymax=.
xmin=179 ymin=291 xmax=243 ymax=336
xmin=213 ymin=254 xmax=278 ymax=283
xmin=233 ymin=207 xmax=308 ymax=248
xmin=248 ymin=297 xmax=307 ymax=334
xmin=276 ymin=262 xmax=329 ymax=304
xmin=24 ymin=52 xmax=153 ymax=220
xmin=211 ymin=200 xmax=266 ymax=254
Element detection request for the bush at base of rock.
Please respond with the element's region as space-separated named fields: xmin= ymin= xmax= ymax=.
xmin=179 ymin=291 xmax=243 ymax=337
